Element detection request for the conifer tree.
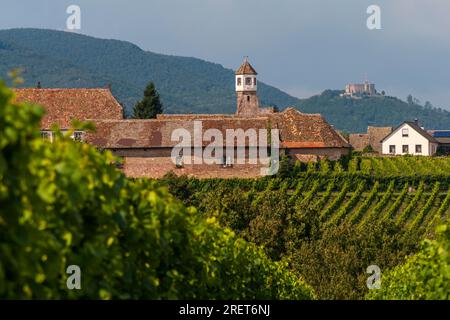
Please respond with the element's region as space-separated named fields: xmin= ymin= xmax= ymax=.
xmin=133 ymin=82 xmax=163 ymax=119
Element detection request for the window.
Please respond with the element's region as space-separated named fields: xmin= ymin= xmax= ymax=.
xmin=73 ymin=131 xmax=84 ymax=142
xmin=245 ymin=77 xmax=252 ymax=85
xmin=402 ymin=145 xmax=409 ymax=154
xmin=247 ymin=95 xmax=250 ymax=102
xmin=253 ymin=78 xmax=257 ymax=86
xmin=237 ymin=77 xmax=242 ymax=86
xmin=41 ymin=131 xmax=53 ymax=142
xmin=389 ymin=145 xmax=396 ymax=154
xmin=415 ymin=144 xmax=422 ymax=153
xmin=402 ymin=128 xmax=409 ymax=137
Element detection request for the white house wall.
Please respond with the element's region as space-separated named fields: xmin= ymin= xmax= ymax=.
xmin=381 ymin=123 xmax=435 ymax=156
xmin=235 ymin=75 xmax=257 ymax=92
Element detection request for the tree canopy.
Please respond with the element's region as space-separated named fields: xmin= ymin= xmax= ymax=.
xmin=133 ymin=82 xmax=163 ymax=119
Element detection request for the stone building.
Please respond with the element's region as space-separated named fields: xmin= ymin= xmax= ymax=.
xmin=381 ymin=121 xmax=438 ymax=156
xmin=13 ymin=59 xmax=350 ymax=178
xmin=349 ymin=126 xmax=393 ymax=154
xmin=341 ymin=81 xmax=377 ymax=97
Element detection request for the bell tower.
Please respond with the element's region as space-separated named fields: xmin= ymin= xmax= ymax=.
xmin=235 ymin=57 xmax=260 ymax=116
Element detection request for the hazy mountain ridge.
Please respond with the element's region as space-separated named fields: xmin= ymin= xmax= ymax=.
xmin=1 ymin=28 xmax=450 ymax=132
xmin=298 ymin=90 xmax=450 ymax=133
xmin=0 ymin=28 xmax=300 ymax=116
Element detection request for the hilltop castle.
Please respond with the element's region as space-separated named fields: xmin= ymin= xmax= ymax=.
xmin=13 ymin=58 xmax=350 ymax=178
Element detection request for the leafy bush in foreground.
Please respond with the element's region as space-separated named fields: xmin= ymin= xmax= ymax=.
xmin=0 ymin=82 xmax=313 ymax=299
xmin=367 ymin=222 xmax=450 ymax=300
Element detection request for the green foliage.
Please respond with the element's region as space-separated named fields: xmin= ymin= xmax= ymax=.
xmin=367 ymin=222 xmax=450 ymax=300
xmin=162 ymin=172 xmax=450 ymax=299
xmin=298 ymin=90 xmax=450 ymax=132
xmin=0 ymin=82 xmax=314 ymax=299
xmin=132 ymin=82 xmax=163 ymax=119
xmin=362 ymin=145 xmax=374 ymax=153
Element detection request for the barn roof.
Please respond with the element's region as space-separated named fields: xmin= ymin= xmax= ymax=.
xmin=85 ymin=108 xmax=350 ymax=149
xmin=13 ymin=88 xmax=123 ymax=129
xmin=13 ymin=87 xmax=349 ymax=150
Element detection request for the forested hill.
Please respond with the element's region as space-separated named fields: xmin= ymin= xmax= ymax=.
xmin=1 ymin=28 xmax=450 ymax=132
xmin=0 ymin=28 xmax=300 ymax=116
xmin=298 ymin=90 xmax=450 ymax=133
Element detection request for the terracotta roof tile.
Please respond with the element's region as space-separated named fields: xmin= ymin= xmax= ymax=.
xmin=235 ymin=60 xmax=258 ymax=75
xmin=13 ymin=88 xmax=123 ymax=129
xmin=86 ymin=108 xmax=349 ymax=149
xmin=270 ymin=108 xmax=350 ymax=148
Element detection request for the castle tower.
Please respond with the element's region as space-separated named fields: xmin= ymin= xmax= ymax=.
xmin=235 ymin=57 xmax=260 ymax=116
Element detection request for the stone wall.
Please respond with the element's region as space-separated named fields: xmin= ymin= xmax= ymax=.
xmin=349 ymin=127 xmax=392 ymax=153
xmin=368 ymin=126 xmax=392 ymax=154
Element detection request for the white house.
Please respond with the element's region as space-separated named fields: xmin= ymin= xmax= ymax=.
xmin=381 ymin=121 xmax=439 ymax=156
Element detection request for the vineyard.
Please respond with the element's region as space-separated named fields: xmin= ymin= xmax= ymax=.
xmin=167 ymin=176 xmax=450 ymax=240
xmin=162 ymin=173 xmax=450 ymax=299
xmin=1 ymin=78 xmax=449 ymax=300
xmin=292 ymin=179 xmax=449 ymax=236
xmin=290 ymin=155 xmax=450 ymax=180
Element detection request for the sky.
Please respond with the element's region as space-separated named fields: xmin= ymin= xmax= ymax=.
xmin=1 ymin=0 xmax=450 ymax=108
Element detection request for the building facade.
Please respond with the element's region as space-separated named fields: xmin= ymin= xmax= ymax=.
xmin=349 ymin=126 xmax=393 ymax=153
xmin=341 ymin=81 xmax=377 ymax=97
xmin=381 ymin=121 xmax=439 ymax=156
xmin=13 ymin=59 xmax=351 ymax=178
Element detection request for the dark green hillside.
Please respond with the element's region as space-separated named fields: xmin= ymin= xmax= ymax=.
xmin=0 ymin=28 xmax=300 ymax=116
xmin=298 ymin=90 xmax=450 ymax=132
xmin=2 ymin=28 xmax=450 ymax=132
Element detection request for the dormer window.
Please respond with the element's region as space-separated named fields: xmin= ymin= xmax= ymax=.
xmin=402 ymin=128 xmax=409 ymax=137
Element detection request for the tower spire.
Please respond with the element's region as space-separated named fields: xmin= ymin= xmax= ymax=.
xmin=235 ymin=57 xmax=260 ymax=116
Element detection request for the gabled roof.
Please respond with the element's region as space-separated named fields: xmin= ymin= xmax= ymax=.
xmin=235 ymin=60 xmax=258 ymax=75
xmin=13 ymin=88 xmax=123 ymax=129
xmin=380 ymin=121 xmax=439 ymax=143
xmin=269 ymin=108 xmax=351 ymax=148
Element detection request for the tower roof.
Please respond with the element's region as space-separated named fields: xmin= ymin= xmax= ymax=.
xmin=235 ymin=58 xmax=258 ymax=75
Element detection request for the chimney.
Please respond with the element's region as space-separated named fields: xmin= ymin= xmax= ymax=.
xmin=37 ymin=81 xmax=41 ymax=89
xmin=414 ymin=118 xmax=419 ymax=125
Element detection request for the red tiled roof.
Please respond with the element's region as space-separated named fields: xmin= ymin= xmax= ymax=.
xmin=86 ymin=108 xmax=349 ymax=149
xmin=13 ymin=88 xmax=123 ymax=129
xmin=235 ymin=60 xmax=258 ymax=75
xmin=15 ymin=87 xmax=349 ymax=150
xmin=270 ymin=108 xmax=350 ymax=148
xmin=85 ymin=118 xmax=269 ymax=148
